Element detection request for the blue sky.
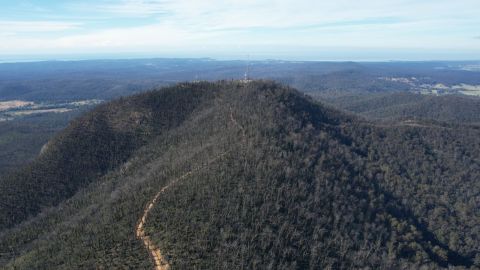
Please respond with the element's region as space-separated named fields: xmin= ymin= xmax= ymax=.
xmin=0 ymin=0 xmax=479 ymax=61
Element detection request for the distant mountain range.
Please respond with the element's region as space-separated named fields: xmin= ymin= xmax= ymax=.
xmin=0 ymin=59 xmax=479 ymax=101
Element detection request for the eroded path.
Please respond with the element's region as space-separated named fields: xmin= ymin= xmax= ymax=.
xmin=135 ymin=171 xmax=193 ymax=270
xmin=136 ymin=106 xmax=245 ymax=270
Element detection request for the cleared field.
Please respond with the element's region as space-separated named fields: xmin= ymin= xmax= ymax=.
xmin=0 ymin=100 xmax=34 ymax=111
xmin=7 ymin=108 xmax=72 ymax=116
xmin=453 ymin=84 xmax=480 ymax=96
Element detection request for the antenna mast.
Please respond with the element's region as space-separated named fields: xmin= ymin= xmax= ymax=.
xmin=244 ymin=55 xmax=250 ymax=82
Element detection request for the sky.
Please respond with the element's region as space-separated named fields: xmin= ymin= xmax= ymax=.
xmin=0 ymin=0 xmax=479 ymax=61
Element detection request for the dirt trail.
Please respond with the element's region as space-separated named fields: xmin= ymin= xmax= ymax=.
xmin=135 ymin=171 xmax=193 ymax=270
xmin=136 ymin=105 xmax=245 ymax=270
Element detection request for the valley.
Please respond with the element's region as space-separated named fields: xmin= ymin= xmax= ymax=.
xmin=0 ymin=99 xmax=102 ymax=122
xmin=379 ymin=77 xmax=480 ymax=96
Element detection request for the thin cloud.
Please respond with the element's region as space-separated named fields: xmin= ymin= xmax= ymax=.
xmin=203 ymin=17 xmax=404 ymax=34
xmin=1 ymin=0 xmax=479 ymax=58
xmin=0 ymin=21 xmax=82 ymax=32
xmin=78 ymin=0 xmax=170 ymax=17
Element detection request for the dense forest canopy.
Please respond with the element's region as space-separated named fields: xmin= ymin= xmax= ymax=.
xmin=0 ymin=81 xmax=478 ymax=269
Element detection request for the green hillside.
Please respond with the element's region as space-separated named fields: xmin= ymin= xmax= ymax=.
xmin=0 ymin=81 xmax=478 ymax=269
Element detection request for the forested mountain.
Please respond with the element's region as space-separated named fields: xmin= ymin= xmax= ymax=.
xmin=0 ymin=81 xmax=479 ymax=269
xmin=2 ymin=59 xmax=478 ymax=192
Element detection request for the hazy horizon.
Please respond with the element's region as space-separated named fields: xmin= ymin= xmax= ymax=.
xmin=1 ymin=53 xmax=480 ymax=64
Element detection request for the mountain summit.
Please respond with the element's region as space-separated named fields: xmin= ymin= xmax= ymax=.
xmin=1 ymin=81 xmax=478 ymax=269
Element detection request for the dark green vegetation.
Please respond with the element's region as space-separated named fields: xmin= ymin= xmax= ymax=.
xmin=0 ymin=81 xmax=478 ymax=269
xmin=320 ymin=92 xmax=480 ymax=125
xmin=0 ymin=111 xmax=81 ymax=177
